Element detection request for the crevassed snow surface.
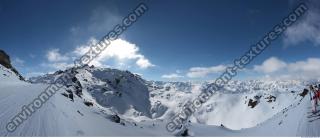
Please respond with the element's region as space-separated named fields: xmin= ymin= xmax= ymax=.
xmin=1 ymin=65 xmax=320 ymax=136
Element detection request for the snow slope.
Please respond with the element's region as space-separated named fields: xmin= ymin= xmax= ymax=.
xmin=147 ymin=80 xmax=309 ymax=130
xmin=0 ymin=65 xmax=171 ymax=136
xmin=189 ymin=89 xmax=320 ymax=137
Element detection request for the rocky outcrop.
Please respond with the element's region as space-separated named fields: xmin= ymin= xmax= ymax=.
xmin=299 ymin=89 xmax=309 ymax=98
xmin=0 ymin=50 xmax=24 ymax=80
xmin=0 ymin=50 xmax=11 ymax=68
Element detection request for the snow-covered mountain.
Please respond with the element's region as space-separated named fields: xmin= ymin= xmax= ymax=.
xmin=146 ymin=79 xmax=313 ymax=129
xmin=1 ymin=51 xmax=319 ymax=136
xmin=30 ymin=65 xmax=152 ymax=119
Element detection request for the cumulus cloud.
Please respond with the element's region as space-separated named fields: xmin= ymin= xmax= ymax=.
xmin=186 ymin=65 xmax=227 ymax=78
xmin=74 ymin=38 xmax=154 ymax=69
xmin=161 ymin=73 xmax=184 ymax=79
xmin=287 ymin=58 xmax=320 ymax=77
xmin=46 ymin=49 xmax=69 ymax=62
xmin=43 ymin=49 xmax=73 ymax=70
xmin=253 ymin=57 xmax=287 ymax=73
xmin=283 ymin=0 xmax=320 ymax=46
xmin=136 ymin=56 xmax=154 ymax=69
xmin=253 ymin=57 xmax=320 ymax=80
xmin=42 ymin=38 xmax=154 ymax=71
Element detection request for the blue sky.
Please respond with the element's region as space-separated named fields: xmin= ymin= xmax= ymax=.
xmin=1 ymin=0 xmax=320 ymax=81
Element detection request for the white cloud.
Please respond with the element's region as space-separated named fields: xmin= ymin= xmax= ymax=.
xmin=283 ymin=0 xmax=320 ymax=46
xmin=74 ymin=38 xmax=155 ymax=69
xmin=176 ymin=70 xmax=182 ymax=74
xmin=287 ymin=58 xmax=320 ymax=79
xmin=41 ymin=38 xmax=154 ymax=72
xmin=44 ymin=49 xmax=72 ymax=70
xmin=253 ymin=57 xmax=320 ymax=80
xmin=253 ymin=57 xmax=287 ymax=73
xmin=12 ymin=57 xmax=25 ymax=67
xmin=46 ymin=49 xmax=69 ymax=62
xmin=41 ymin=62 xmax=73 ymax=70
xmin=186 ymin=65 xmax=227 ymax=78
xmin=102 ymin=39 xmax=143 ymax=60
xmin=161 ymin=73 xmax=184 ymax=79
xmin=136 ymin=56 xmax=154 ymax=69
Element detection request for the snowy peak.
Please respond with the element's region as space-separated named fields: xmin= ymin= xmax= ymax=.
xmin=30 ymin=65 xmax=152 ymax=118
xmin=0 ymin=50 xmax=24 ymax=81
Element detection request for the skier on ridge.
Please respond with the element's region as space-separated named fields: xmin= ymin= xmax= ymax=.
xmin=309 ymin=85 xmax=317 ymax=114
xmin=316 ymin=84 xmax=320 ymax=105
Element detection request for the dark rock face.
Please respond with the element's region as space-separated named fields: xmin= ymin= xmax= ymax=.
xmin=180 ymin=129 xmax=189 ymax=137
xmin=0 ymin=50 xmax=11 ymax=69
xmin=299 ymin=89 xmax=309 ymax=98
xmin=0 ymin=50 xmax=24 ymax=80
xmin=111 ymin=115 xmax=121 ymax=123
xmin=265 ymin=95 xmax=276 ymax=103
xmin=248 ymin=99 xmax=258 ymax=108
